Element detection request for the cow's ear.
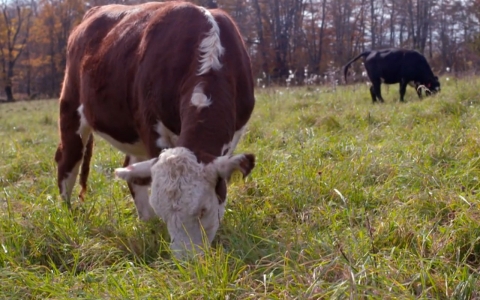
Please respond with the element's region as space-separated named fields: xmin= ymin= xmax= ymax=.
xmin=210 ymin=154 xmax=255 ymax=182
xmin=115 ymin=157 xmax=158 ymax=182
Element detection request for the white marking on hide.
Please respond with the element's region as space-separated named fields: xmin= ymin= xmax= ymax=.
xmin=221 ymin=126 xmax=246 ymax=156
xmin=59 ymin=105 xmax=93 ymax=200
xmin=95 ymin=131 xmax=148 ymax=158
xmin=221 ymin=143 xmax=231 ymax=156
xmin=154 ymin=122 xmax=178 ymax=149
xmin=191 ymin=83 xmax=212 ymax=108
xmin=197 ymin=7 xmax=225 ymax=76
xmin=115 ymin=157 xmax=156 ymax=181
xmin=380 ymin=77 xmax=385 ymax=83
xmin=228 ymin=126 xmax=246 ymax=155
xmin=60 ymin=161 xmax=81 ymax=200
xmin=77 ymin=105 xmax=92 ymax=144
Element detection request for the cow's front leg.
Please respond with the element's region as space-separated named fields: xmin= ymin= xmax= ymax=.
xmin=369 ymin=85 xmax=377 ymax=103
xmin=123 ymin=155 xmax=156 ymax=221
xmin=399 ymin=81 xmax=408 ymax=102
xmin=55 ymin=101 xmax=93 ymax=207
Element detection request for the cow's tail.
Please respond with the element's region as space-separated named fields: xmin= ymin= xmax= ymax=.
xmin=343 ymin=51 xmax=371 ymax=83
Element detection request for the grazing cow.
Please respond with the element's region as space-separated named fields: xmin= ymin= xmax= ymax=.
xmin=343 ymin=48 xmax=441 ymax=102
xmin=55 ymin=1 xmax=255 ymax=258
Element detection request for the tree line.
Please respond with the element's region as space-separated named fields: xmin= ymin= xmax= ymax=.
xmin=1 ymin=0 xmax=479 ymax=101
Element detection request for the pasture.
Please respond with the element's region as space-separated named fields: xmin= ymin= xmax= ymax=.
xmin=1 ymin=77 xmax=480 ymax=298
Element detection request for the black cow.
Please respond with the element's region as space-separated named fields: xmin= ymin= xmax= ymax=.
xmin=343 ymin=48 xmax=440 ymax=103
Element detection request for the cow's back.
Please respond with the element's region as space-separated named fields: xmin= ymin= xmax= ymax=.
xmin=63 ymin=2 xmax=254 ymax=148
xmin=364 ymin=48 xmax=435 ymax=84
xmin=63 ymin=2 xmax=170 ymax=144
xmin=364 ymin=49 xmax=404 ymax=83
xmin=66 ymin=3 xmax=165 ymax=87
xmin=133 ymin=4 xmax=254 ymax=135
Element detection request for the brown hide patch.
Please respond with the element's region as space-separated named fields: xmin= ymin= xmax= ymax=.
xmin=215 ymin=178 xmax=227 ymax=204
xmin=239 ymin=154 xmax=255 ymax=178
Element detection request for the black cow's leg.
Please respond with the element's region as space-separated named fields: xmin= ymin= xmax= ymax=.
xmin=369 ymin=85 xmax=377 ymax=103
xmin=399 ymin=81 xmax=407 ymax=102
xmin=372 ymin=81 xmax=384 ymax=103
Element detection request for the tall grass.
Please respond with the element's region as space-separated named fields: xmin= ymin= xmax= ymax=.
xmin=1 ymin=77 xmax=480 ymax=298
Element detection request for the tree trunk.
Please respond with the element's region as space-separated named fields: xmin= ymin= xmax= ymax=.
xmin=252 ymin=0 xmax=269 ymax=76
xmin=390 ymin=0 xmax=396 ymax=46
xmin=316 ymin=0 xmax=327 ymax=73
xmin=370 ymin=0 xmax=376 ymax=48
xmin=5 ymin=85 xmax=14 ymax=102
xmin=25 ymin=46 xmax=31 ymax=97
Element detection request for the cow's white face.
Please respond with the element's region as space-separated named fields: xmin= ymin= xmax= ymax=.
xmin=115 ymin=147 xmax=255 ymax=259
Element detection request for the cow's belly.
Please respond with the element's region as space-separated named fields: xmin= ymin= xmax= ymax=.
xmin=94 ymin=121 xmax=179 ymax=158
xmin=78 ymin=104 xmax=179 ymax=158
xmin=78 ymin=105 xmax=245 ymax=159
xmin=94 ymin=130 xmax=148 ymax=158
xmin=380 ymin=76 xmax=400 ymax=84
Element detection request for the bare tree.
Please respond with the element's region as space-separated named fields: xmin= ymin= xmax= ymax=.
xmin=369 ymin=0 xmax=376 ymax=48
xmin=0 ymin=1 xmax=32 ymax=101
xmin=303 ymin=0 xmax=328 ymax=74
xmin=251 ymin=0 xmax=270 ymax=76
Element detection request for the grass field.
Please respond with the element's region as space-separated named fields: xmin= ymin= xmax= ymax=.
xmin=1 ymin=77 xmax=480 ymax=299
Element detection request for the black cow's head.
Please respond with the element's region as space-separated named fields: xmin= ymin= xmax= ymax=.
xmin=424 ymin=76 xmax=441 ymax=96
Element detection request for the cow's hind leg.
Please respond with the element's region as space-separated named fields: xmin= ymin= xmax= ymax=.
xmin=123 ymin=155 xmax=156 ymax=221
xmin=55 ymin=102 xmax=92 ymax=208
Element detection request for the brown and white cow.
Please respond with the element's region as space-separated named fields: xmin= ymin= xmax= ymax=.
xmin=55 ymin=1 xmax=255 ymax=258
